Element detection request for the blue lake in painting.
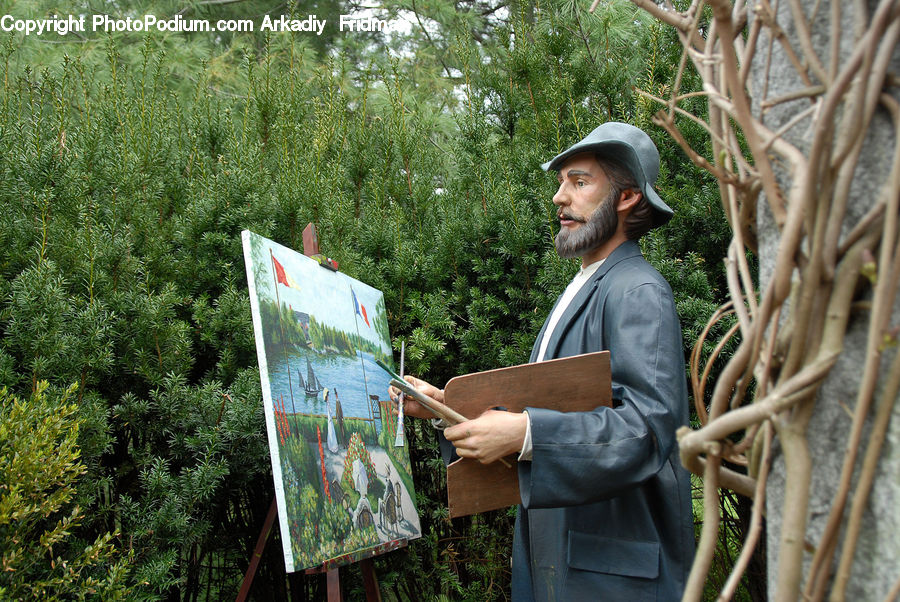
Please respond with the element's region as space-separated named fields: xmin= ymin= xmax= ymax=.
xmin=267 ymin=347 xmax=392 ymax=433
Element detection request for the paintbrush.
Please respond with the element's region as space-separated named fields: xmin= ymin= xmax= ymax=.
xmin=394 ymin=342 xmax=406 ymax=447
xmin=387 ymin=377 xmax=513 ymax=469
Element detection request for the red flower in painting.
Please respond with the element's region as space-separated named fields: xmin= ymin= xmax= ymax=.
xmin=275 ymin=398 xmax=285 ymax=445
xmin=279 ymin=395 xmax=290 ymax=439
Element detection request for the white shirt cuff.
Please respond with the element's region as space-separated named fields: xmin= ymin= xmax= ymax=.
xmin=518 ymin=410 xmax=533 ymax=461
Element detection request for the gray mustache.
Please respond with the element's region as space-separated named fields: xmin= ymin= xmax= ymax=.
xmin=558 ymin=212 xmax=586 ymax=223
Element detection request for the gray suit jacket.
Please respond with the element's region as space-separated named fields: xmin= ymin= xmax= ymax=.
xmin=512 ymin=240 xmax=694 ymax=601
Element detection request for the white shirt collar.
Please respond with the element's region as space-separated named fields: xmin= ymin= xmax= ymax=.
xmin=576 ymin=257 xmax=605 ymax=280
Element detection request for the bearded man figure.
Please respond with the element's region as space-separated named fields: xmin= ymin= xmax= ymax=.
xmin=391 ymin=122 xmax=695 ymax=601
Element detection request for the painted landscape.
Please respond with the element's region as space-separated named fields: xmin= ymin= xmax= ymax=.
xmin=242 ymin=230 xmax=421 ymax=573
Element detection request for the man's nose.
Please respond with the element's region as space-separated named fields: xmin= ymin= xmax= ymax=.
xmin=552 ymin=183 xmax=567 ymax=206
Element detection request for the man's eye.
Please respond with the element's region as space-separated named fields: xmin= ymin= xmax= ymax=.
xmin=577 ymin=180 xmax=586 ymax=187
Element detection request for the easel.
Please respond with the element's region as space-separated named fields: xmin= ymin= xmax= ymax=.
xmin=236 ymin=223 xmax=405 ymax=602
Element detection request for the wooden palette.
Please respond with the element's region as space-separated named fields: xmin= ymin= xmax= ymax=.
xmin=442 ymin=351 xmax=612 ymax=517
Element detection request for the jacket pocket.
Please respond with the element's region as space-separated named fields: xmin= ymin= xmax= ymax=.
xmin=567 ymin=531 xmax=659 ymax=579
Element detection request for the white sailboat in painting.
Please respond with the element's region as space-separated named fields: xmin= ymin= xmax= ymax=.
xmin=298 ymin=358 xmax=324 ymax=397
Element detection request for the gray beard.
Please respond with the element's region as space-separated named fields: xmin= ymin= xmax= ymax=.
xmin=554 ymin=190 xmax=618 ymax=259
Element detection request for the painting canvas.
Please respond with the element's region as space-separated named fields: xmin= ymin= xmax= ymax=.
xmin=241 ymin=230 xmax=422 ymax=573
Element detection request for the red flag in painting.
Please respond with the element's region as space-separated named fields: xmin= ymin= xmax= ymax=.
xmin=272 ymin=256 xmax=289 ymax=287
xmin=360 ymin=304 xmax=369 ymax=327
xmin=272 ymin=256 xmax=301 ymax=290
xmin=351 ymin=289 xmax=370 ymax=327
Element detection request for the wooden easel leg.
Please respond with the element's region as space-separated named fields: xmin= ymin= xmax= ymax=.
xmin=326 ymin=568 xmax=342 ymax=601
xmin=236 ymin=497 xmax=278 ymax=602
xmin=360 ymin=558 xmax=382 ymax=602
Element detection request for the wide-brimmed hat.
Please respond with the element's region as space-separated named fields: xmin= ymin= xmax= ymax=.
xmin=542 ymin=122 xmax=674 ymax=227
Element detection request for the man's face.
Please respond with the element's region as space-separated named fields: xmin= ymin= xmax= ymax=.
xmin=552 ymin=153 xmax=619 ymax=259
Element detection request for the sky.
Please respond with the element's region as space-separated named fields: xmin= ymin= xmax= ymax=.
xmin=244 ymin=231 xmax=389 ymax=354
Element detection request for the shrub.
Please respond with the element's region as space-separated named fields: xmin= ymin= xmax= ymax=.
xmin=0 ymin=382 xmax=132 ymax=600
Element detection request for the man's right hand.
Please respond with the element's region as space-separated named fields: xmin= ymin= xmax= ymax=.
xmin=388 ymin=375 xmax=443 ymax=419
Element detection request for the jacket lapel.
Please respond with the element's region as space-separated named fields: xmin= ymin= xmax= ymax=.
xmin=537 ymin=240 xmax=642 ymax=361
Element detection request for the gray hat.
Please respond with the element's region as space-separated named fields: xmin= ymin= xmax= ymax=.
xmin=542 ymin=122 xmax=674 ymax=227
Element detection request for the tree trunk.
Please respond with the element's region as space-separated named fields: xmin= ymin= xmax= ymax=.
xmin=751 ymin=2 xmax=900 ymax=599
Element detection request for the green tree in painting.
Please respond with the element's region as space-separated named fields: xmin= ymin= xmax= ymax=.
xmin=307 ymin=316 xmax=355 ymax=356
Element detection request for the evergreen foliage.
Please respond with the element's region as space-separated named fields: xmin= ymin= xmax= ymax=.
xmin=0 ymin=383 xmax=133 ymax=600
xmin=0 ymin=0 xmax=738 ymax=599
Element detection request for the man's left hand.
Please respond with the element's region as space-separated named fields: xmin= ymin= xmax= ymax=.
xmin=444 ymin=410 xmax=527 ymax=465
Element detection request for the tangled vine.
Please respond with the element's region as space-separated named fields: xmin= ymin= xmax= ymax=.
xmin=590 ymin=1 xmax=900 ymax=599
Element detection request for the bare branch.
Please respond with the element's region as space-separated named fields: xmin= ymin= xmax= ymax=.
xmin=719 ymin=422 xmax=773 ymax=600
xmin=787 ymin=0 xmax=830 ymax=82
xmin=683 ymin=451 xmax=723 ymax=601
xmin=622 ymin=0 xmax=900 ymax=595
